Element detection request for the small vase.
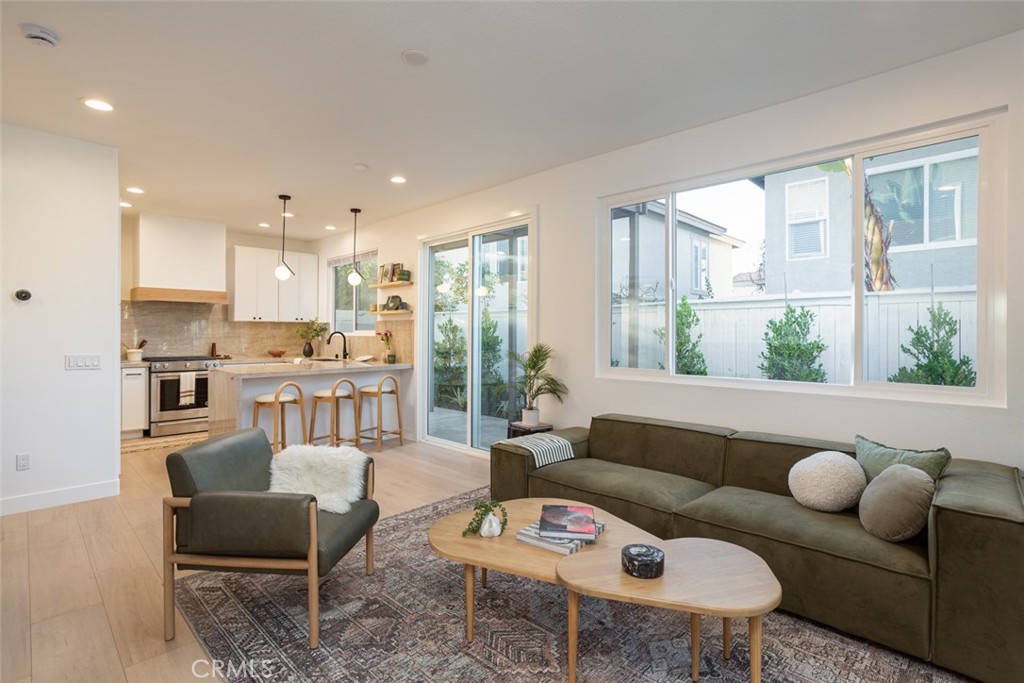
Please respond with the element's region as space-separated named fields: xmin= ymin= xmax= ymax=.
xmin=387 ymin=352 xmax=396 ymax=364
xmin=302 ymin=342 xmax=314 ymax=358
xmin=479 ymin=512 xmax=502 ymax=537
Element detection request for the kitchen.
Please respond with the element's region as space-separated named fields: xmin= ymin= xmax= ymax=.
xmin=119 ymin=210 xmax=414 ymax=441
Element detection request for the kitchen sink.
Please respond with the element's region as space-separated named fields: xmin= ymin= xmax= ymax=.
xmin=311 ymin=357 xmax=342 ymax=362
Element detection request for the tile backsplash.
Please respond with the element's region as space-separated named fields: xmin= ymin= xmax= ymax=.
xmin=121 ymin=301 xmax=414 ymax=363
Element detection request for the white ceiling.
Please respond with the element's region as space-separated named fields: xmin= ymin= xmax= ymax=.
xmin=4 ymin=1 xmax=1023 ymax=241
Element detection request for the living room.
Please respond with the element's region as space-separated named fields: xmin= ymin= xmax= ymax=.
xmin=3 ymin=3 xmax=1023 ymax=682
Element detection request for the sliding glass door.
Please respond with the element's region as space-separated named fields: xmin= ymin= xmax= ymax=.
xmin=426 ymin=223 xmax=529 ymax=450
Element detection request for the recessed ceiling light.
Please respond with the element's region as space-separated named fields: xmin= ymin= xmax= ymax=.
xmin=119 ymin=201 xmax=133 ymax=208
xmin=325 ymin=225 xmax=337 ymax=231
xmin=390 ymin=176 xmax=407 ymax=184
xmin=401 ymin=49 xmax=429 ymax=66
xmin=352 ymin=163 xmax=369 ymax=172
xmin=82 ymin=98 xmax=113 ymax=112
xmin=126 ymin=187 xmax=144 ymax=194
xmin=282 ymin=212 xmax=294 ymax=218
xmin=258 ymin=222 xmax=271 ymax=228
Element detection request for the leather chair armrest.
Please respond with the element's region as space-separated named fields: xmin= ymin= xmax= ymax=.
xmin=186 ymin=491 xmax=315 ymax=558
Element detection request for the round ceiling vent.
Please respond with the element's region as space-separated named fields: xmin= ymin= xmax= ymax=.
xmin=20 ymin=23 xmax=60 ymax=47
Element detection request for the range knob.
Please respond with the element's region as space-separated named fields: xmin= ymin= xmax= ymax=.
xmin=184 ymin=362 xmax=191 ymax=369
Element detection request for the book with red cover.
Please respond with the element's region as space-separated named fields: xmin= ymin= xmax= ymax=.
xmin=538 ymin=504 xmax=597 ymax=540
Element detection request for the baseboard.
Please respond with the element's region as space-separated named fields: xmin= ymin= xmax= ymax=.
xmin=0 ymin=478 xmax=121 ymax=515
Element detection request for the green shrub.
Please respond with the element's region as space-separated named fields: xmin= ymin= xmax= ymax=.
xmin=758 ymin=304 xmax=828 ymax=383
xmin=888 ymin=304 xmax=976 ymax=386
xmin=654 ymin=297 xmax=708 ymax=375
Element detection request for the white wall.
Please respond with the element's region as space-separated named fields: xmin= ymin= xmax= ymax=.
xmin=318 ymin=32 xmax=1024 ymax=467
xmin=2 ymin=125 xmax=121 ymax=513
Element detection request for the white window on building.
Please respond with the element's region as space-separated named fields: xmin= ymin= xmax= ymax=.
xmin=865 ymin=139 xmax=978 ymax=248
xmin=786 ymin=178 xmax=828 ymax=259
xmin=691 ymin=239 xmax=708 ymax=293
xmin=330 ymin=250 xmax=378 ymax=332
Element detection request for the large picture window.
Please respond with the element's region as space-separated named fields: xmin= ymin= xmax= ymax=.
xmin=603 ymin=121 xmax=995 ymax=397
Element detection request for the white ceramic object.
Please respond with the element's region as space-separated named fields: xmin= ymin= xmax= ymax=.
xmin=479 ymin=512 xmax=502 ymax=537
xmin=521 ymin=408 xmax=540 ymax=426
xmin=126 ymin=349 xmax=143 ymax=362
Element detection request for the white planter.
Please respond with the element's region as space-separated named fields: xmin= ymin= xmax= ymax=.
xmin=521 ymin=408 xmax=540 ymax=426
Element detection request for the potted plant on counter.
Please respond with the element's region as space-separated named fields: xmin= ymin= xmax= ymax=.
xmin=510 ymin=342 xmax=568 ymax=425
xmin=297 ymin=318 xmax=329 ymax=358
xmin=377 ymin=329 xmax=396 ymax=364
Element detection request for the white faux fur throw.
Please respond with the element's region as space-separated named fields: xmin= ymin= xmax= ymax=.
xmin=269 ymin=445 xmax=368 ymax=515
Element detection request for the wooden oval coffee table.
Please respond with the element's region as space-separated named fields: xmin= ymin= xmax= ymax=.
xmin=557 ymin=537 xmax=782 ymax=683
xmin=427 ymin=497 xmax=659 ymax=642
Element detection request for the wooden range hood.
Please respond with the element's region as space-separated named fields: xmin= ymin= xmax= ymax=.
xmin=129 ymin=287 xmax=228 ymax=304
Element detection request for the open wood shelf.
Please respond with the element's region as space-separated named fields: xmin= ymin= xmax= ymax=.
xmin=369 ymin=281 xmax=413 ymax=289
xmin=376 ymin=309 xmax=412 ymax=316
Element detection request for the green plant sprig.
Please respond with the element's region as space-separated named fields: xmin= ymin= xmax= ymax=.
xmin=462 ymin=500 xmax=508 ymax=536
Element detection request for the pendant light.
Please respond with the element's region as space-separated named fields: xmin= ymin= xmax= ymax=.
xmin=347 ymin=208 xmax=363 ymax=286
xmin=274 ymin=194 xmax=295 ymax=281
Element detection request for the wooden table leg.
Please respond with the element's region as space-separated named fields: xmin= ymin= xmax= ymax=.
xmin=749 ymin=615 xmax=763 ymax=683
xmin=691 ymin=612 xmax=701 ymax=681
xmin=567 ymin=590 xmax=580 ymax=683
xmin=722 ymin=617 xmax=731 ymax=660
xmin=464 ymin=564 xmax=475 ymax=642
xmin=481 ymin=567 xmax=488 ymax=589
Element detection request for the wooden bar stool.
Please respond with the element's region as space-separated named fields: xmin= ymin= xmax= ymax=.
xmin=252 ymin=381 xmax=307 ymax=453
xmin=309 ymin=378 xmax=359 ymax=448
xmin=357 ymin=375 xmax=404 ymax=452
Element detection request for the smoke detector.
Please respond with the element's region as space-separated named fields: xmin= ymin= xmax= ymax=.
xmin=20 ymin=23 xmax=60 ymax=47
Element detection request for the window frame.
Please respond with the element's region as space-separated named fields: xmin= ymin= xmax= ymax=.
xmin=596 ymin=113 xmax=1006 ymax=407
xmin=329 ymin=248 xmax=378 ymax=334
xmin=785 ymin=177 xmax=829 ymax=260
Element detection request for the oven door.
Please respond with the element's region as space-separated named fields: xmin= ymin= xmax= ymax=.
xmin=150 ymin=371 xmax=209 ymax=423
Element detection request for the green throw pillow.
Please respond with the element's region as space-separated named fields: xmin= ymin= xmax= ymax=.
xmin=855 ymin=435 xmax=951 ymax=482
xmin=859 ymin=464 xmax=936 ymax=542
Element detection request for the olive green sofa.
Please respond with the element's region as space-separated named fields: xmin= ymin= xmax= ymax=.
xmin=490 ymin=413 xmax=1024 ymax=683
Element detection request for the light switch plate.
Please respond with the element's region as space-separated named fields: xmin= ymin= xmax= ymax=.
xmin=65 ymin=354 xmax=101 ymax=370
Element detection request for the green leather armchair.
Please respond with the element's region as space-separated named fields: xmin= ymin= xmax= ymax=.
xmin=163 ymin=427 xmax=378 ymax=648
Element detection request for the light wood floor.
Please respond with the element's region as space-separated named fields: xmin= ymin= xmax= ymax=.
xmin=0 ymin=438 xmax=491 ymax=683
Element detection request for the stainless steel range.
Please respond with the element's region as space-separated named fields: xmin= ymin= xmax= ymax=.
xmin=146 ymin=355 xmax=223 ymax=437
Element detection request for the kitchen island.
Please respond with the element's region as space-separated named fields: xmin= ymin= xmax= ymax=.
xmin=208 ymin=360 xmax=412 ymax=444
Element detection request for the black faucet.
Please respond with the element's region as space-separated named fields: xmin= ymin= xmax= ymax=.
xmin=326 ymin=331 xmax=348 ymax=359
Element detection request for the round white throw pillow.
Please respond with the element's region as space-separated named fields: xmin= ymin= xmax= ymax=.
xmin=788 ymin=451 xmax=867 ymax=512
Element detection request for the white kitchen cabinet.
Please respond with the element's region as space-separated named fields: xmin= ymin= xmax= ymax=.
xmin=232 ymin=246 xmax=284 ymax=321
xmin=278 ymin=251 xmax=318 ymax=322
xmin=121 ymin=366 xmax=149 ymax=437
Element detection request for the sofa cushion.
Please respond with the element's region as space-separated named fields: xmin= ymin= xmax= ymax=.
xmin=724 ymin=431 xmax=855 ymax=496
xmin=859 ymin=464 xmax=935 ymax=542
xmin=855 ymin=434 xmax=951 ymax=482
xmin=788 ymin=450 xmax=866 ymax=512
xmin=676 ymin=486 xmax=929 ymax=577
xmin=529 ymin=457 xmax=715 ymax=538
xmin=589 ymin=414 xmax=734 ymax=485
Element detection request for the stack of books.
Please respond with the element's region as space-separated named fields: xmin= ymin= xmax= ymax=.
xmin=515 ymin=504 xmax=605 ymax=555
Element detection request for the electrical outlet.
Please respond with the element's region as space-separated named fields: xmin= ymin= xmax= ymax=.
xmin=16 ymin=453 xmax=30 ymax=471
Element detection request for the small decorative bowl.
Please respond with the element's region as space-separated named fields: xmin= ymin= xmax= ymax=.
xmin=268 ymin=349 xmax=286 ymax=358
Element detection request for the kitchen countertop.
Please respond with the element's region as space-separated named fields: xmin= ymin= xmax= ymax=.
xmin=121 ymin=360 xmax=151 ymax=368
xmin=213 ymin=360 xmax=412 ymax=378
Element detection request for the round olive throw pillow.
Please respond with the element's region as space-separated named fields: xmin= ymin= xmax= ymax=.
xmin=859 ymin=463 xmax=936 ymax=542
xmin=788 ymin=451 xmax=866 ymax=512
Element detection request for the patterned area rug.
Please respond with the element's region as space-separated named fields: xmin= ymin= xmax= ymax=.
xmin=176 ymin=487 xmax=970 ymax=683
xmin=121 ymin=432 xmax=207 ymax=454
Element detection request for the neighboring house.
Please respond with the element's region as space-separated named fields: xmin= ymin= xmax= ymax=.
xmin=761 ymin=136 xmax=978 ymax=295
xmin=611 ymin=201 xmax=743 ymax=304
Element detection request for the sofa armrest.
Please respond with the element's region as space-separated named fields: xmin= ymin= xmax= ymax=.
xmin=490 ymin=426 xmax=590 ymax=501
xmin=928 ymin=459 xmax=1024 ymax=681
xmin=180 ymin=491 xmax=316 ymax=559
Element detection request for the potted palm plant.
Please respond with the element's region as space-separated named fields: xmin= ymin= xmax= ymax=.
xmin=510 ymin=342 xmax=568 ymax=425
